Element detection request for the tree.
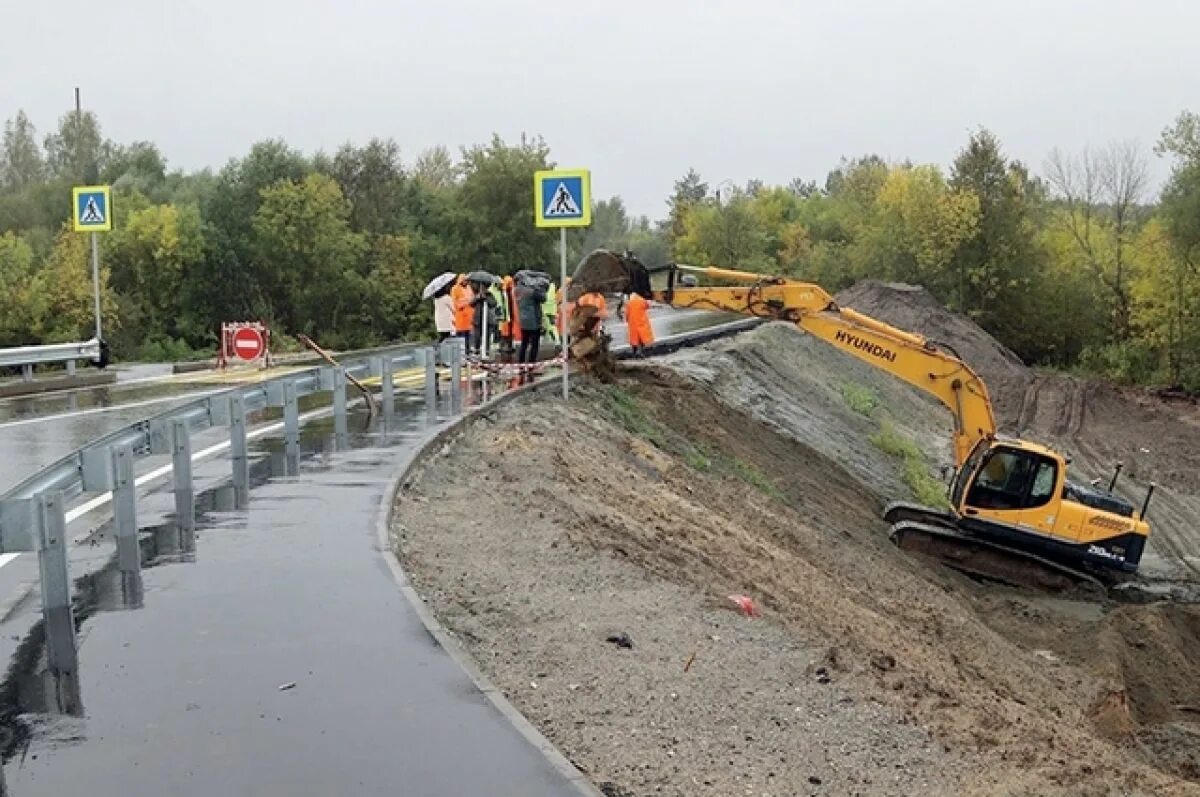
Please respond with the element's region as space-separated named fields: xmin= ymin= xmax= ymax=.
xmin=949 ymin=130 xmax=1047 ymax=357
xmin=105 ymin=200 xmax=205 ymax=353
xmin=1044 ymin=141 xmax=1149 ymax=339
xmin=1 ymin=111 xmax=45 ymax=189
xmin=674 ymin=194 xmax=773 ymax=270
xmin=455 ymin=134 xmax=554 ymax=274
xmin=103 ymin=142 xmax=167 ymax=196
xmin=184 ymin=139 xmax=312 ymax=331
xmin=252 ymin=173 xmax=366 ymax=339
xmin=329 ymin=138 xmax=409 ymax=235
xmin=29 ymin=226 xmax=119 ymax=343
xmin=0 ymin=232 xmax=38 ymax=344
xmin=1156 ymin=110 xmax=1200 ymax=164
xmin=1131 ymin=218 xmax=1200 ymax=388
xmin=413 ymin=146 xmax=456 ymax=190
xmin=666 ymin=168 xmax=708 ymax=248
xmin=43 ymin=110 xmax=105 ymax=183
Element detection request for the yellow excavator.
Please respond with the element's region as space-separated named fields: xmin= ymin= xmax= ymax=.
xmin=569 ymin=250 xmax=1154 ymax=591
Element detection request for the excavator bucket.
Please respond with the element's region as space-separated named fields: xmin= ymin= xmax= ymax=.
xmin=568 ymin=249 xmax=652 ymax=301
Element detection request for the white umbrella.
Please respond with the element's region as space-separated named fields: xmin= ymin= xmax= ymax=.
xmin=422 ymin=272 xmax=458 ymax=300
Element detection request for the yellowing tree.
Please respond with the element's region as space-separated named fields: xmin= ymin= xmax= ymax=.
xmin=31 ymin=226 xmax=118 ymax=343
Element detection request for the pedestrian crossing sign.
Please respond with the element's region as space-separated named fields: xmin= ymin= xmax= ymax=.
xmin=72 ymin=185 xmax=112 ymax=232
xmin=534 ymin=169 xmax=591 ymax=228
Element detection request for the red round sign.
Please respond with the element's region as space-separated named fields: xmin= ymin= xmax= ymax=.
xmin=231 ymin=327 xmax=265 ymax=361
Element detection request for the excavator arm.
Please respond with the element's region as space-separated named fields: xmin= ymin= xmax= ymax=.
xmin=571 ymin=252 xmax=996 ymax=465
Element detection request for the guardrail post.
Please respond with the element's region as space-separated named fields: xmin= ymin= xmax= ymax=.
xmin=112 ymin=444 xmax=140 ymax=574
xmin=332 ymin=366 xmax=348 ymax=438
xmin=36 ymin=493 xmax=77 ymax=673
xmin=171 ymin=419 xmax=194 ymax=535
xmin=380 ymin=357 xmax=395 ymax=417
xmin=66 ymin=359 xmax=76 ymax=377
xmin=21 ymin=364 xmax=32 ymax=383
xmin=450 ymin=343 xmax=463 ymax=415
xmin=230 ymin=394 xmax=249 ymax=508
xmin=425 ymin=348 xmax=437 ymax=423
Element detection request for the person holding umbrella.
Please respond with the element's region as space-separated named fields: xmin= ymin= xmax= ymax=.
xmin=422 ymin=272 xmax=458 ymax=346
xmin=450 ymin=275 xmax=475 ymax=352
xmin=467 ymin=271 xmax=498 ymax=357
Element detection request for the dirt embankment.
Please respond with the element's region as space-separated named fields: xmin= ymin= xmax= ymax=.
xmin=395 ymin=323 xmax=1200 ymax=795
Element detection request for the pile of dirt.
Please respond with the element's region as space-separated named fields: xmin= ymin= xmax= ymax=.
xmin=836 ymin=280 xmax=1031 ymax=423
xmin=395 ymin=342 xmax=1200 ymax=795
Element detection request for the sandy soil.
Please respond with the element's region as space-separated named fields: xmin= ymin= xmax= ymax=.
xmin=394 ymin=286 xmax=1200 ymax=797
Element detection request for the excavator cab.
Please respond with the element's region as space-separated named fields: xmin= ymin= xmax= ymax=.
xmin=939 ymin=439 xmax=1149 ymax=576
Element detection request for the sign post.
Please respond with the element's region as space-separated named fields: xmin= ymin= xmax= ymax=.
xmin=72 ymin=185 xmax=112 ymax=343
xmin=534 ymin=168 xmax=592 ymax=399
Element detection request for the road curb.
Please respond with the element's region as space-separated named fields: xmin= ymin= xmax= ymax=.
xmin=374 ymin=375 xmax=606 ymax=797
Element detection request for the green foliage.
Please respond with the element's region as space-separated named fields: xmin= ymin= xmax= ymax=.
xmin=604 ymin=385 xmax=666 ymax=448
xmin=840 ymin=382 xmax=879 ymax=416
xmin=870 ymin=419 xmax=947 ymax=507
xmin=728 ymin=457 xmax=785 ymax=501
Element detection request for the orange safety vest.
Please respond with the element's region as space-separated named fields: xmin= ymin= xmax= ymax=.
xmin=626 ymin=294 xmax=654 ymax=347
xmin=451 ymin=282 xmax=474 ymax=332
xmin=576 ymin=292 xmax=608 ymax=320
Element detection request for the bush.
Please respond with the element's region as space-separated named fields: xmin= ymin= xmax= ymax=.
xmin=840 ymin=382 xmax=879 ymax=416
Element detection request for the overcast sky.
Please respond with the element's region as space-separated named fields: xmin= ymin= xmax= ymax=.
xmin=2 ymin=0 xmax=1195 ymax=217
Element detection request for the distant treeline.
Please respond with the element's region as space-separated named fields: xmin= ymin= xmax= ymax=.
xmin=1 ymin=108 xmax=1198 ymax=390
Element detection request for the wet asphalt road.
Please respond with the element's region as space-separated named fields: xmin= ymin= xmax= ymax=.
xmin=1 ymin=395 xmax=584 ymax=796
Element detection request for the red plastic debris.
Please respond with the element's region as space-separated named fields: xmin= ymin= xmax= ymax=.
xmin=728 ymin=594 xmax=759 ymax=617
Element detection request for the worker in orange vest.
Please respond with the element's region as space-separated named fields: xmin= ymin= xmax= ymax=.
xmin=576 ymin=290 xmax=608 ymax=323
xmin=622 ymin=291 xmax=654 ymax=356
xmin=450 ymin=275 xmax=475 ymax=352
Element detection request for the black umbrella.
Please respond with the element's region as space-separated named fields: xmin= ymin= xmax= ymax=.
xmin=467 ymin=270 xmax=499 ymax=285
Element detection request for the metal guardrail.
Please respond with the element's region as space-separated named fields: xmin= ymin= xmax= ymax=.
xmin=0 ymin=338 xmax=468 ymax=686
xmin=0 ymin=338 xmax=101 ymax=381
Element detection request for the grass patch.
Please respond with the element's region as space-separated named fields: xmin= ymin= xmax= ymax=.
xmin=870 ymin=418 xmax=948 ymax=508
xmin=840 ymin=382 xmax=879 ymax=416
xmin=682 ymin=445 xmax=712 ymax=471
xmin=605 ymin=385 xmax=667 ymax=448
xmin=729 ymin=457 xmax=786 ymax=501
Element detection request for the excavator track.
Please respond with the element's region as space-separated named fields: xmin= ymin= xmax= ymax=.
xmin=883 ymin=502 xmax=1108 ymax=599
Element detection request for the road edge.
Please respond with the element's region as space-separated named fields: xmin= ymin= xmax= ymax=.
xmin=373 ymin=375 xmax=606 ymax=797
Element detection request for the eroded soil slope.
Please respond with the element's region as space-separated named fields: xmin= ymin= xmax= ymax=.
xmin=395 ymin=337 xmax=1200 ymax=795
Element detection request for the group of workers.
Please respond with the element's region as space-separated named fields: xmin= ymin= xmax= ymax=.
xmin=431 ymin=272 xmax=656 ymax=364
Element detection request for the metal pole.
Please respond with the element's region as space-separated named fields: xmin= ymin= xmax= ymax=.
xmin=37 ymin=492 xmax=77 ymax=673
xmin=111 ymin=444 xmax=140 ymax=573
xmin=481 ymin=304 xmax=489 ymax=360
xmin=90 ymin=232 xmax=102 ymax=341
xmin=450 ymin=343 xmax=462 ymax=415
xmin=560 ymin=226 xmax=568 ymax=400
xmin=230 ymin=394 xmax=249 ymax=508
xmin=332 ymin=366 xmax=348 ymax=438
xmin=171 ymin=419 xmax=195 ymax=535
xmin=424 ymin=347 xmax=437 ymax=424
xmin=381 ymin=357 xmax=395 ymax=417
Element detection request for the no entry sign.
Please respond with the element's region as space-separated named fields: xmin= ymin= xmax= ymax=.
xmin=232 ymin=327 xmax=265 ymax=361
xmin=217 ymin=321 xmax=272 ymax=369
